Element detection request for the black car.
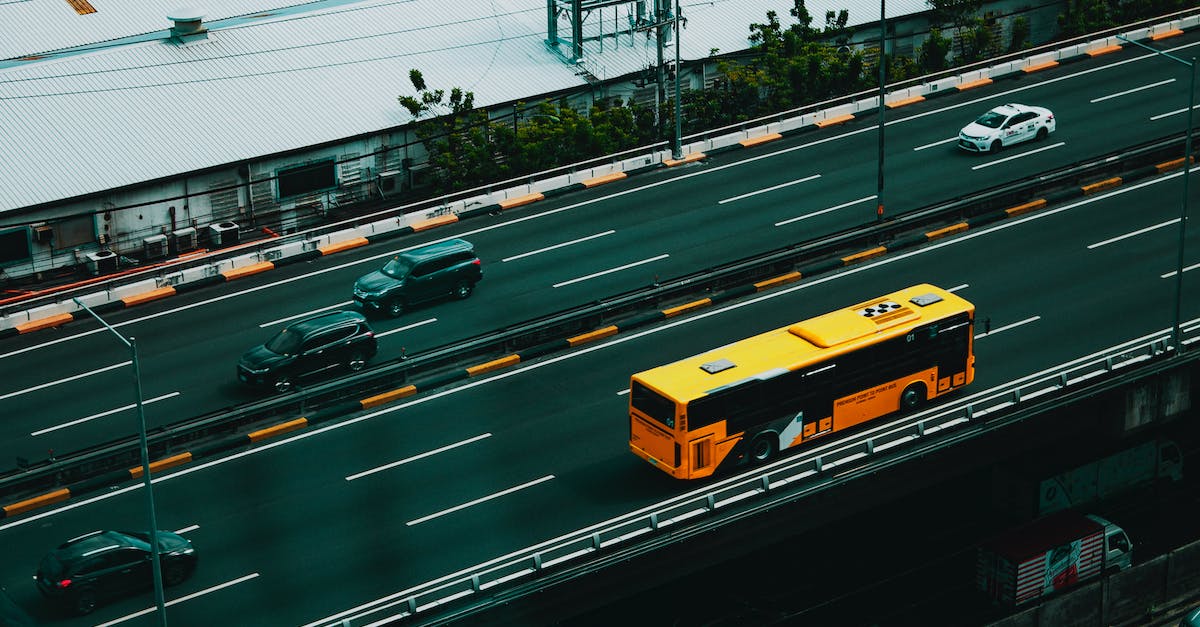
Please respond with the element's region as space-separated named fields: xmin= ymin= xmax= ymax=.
xmin=353 ymin=238 xmax=482 ymax=317
xmin=35 ymin=530 xmax=197 ymax=616
xmin=238 ymin=310 xmax=377 ymax=393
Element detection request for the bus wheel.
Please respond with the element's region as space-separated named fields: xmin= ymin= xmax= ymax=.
xmin=749 ymin=433 xmax=778 ymax=464
xmin=900 ymin=383 xmax=927 ymax=412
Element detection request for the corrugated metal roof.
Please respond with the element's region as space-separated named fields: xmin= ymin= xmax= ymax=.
xmin=0 ymin=0 xmax=925 ymax=214
xmin=0 ymin=0 xmax=327 ymax=60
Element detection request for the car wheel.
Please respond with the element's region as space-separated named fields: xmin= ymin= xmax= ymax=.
xmin=453 ymin=281 xmax=473 ymax=300
xmin=164 ymin=563 xmax=189 ymax=586
xmin=273 ymin=375 xmax=293 ymax=393
xmin=1036 ymin=127 xmax=1048 ymax=141
xmin=72 ymin=589 xmax=97 ymax=615
xmin=900 ymin=383 xmax=927 ymax=412
xmin=347 ymin=351 xmax=367 ymax=372
xmin=386 ymin=299 xmax=403 ymax=318
xmin=749 ymin=432 xmax=778 ymax=464
xmin=990 ymin=139 xmax=1002 ymax=153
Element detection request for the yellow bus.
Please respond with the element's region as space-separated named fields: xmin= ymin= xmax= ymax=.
xmin=629 ymin=284 xmax=975 ymax=480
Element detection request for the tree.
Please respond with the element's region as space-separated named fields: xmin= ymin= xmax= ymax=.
xmin=926 ymin=0 xmax=984 ymax=60
xmin=918 ymin=27 xmax=953 ymax=72
xmin=398 ymin=70 xmax=502 ymax=192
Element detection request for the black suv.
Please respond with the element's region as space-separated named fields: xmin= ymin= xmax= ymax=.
xmin=353 ymin=238 xmax=482 ymax=317
xmin=35 ymin=530 xmax=197 ymax=615
xmin=238 ymin=310 xmax=377 ymax=393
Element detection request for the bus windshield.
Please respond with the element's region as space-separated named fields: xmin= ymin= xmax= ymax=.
xmin=630 ymin=382 xmax=675 ymax=429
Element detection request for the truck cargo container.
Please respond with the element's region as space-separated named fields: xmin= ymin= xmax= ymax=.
xmin=977 ymin=512 xmax=1132 ymax=606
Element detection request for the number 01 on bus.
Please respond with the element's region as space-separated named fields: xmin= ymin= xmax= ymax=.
xmin=628 ymin=284 xmax=975 ymax=479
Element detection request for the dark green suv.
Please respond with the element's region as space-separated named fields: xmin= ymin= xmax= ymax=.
xmin=36 ymin=530 xmax=197 ymax=615
xmin=238 ymin=310 xmax=377 ymax=393
xmin=353 ymin=238 xmax=482 ymax=317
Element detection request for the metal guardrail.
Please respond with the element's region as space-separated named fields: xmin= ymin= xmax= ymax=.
xmin=0 ymin=131 xmax=1193 ymax=502
xmin=327 ymin=324 xmax=1200 ymax=627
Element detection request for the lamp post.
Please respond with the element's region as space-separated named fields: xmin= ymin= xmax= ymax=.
xmin=1117 ymin=35 xmax=1194 ymax=353
xmin=72 ymin=298 xmax=167 ymax=625
xmin=876 ymin=0 xmax=886 ymax=222
xmin=672 ymin=0 xmax=682 ymax=160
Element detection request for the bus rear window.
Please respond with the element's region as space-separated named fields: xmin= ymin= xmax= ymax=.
xmin=631 ymin=382 xmax=676 ymax=429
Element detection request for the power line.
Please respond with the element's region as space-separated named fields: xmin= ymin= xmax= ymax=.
xmin=0 ymin=3 xmax=542 ymax=94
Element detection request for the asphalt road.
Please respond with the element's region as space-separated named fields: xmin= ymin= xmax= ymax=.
xmin=3 ymin=35 xmax=1199 ymax=462
xmin=1 ymin=33 xmax=1199 ymax=627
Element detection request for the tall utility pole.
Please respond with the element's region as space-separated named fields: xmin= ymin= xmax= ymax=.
xmin=1117 ymin=35 xmax=1194 ymax=354
xmin=73 ymin=298 xmax=167 ymax=625
xmin=655 ymin=0 xmax=666 ymax=130
xmin=876 ymin=0 xmax=886 ymax=222
xmin=672 ymin=0 xmax=682 ymax=159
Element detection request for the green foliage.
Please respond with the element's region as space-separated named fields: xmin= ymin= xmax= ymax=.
xmin=918 ymin=27 xmax=953 ymax=72
xmin=394 ymin=0 xmax=1188 ymax=195
xmin=1058 ymin=0 xmax=1117 ymax=37
xmin=399 ymin=75 xmax=657 ymax=194
xmin=1009 ymin=16 xmax=1030 ymax=52
xmin=955 ymin=18 xmax=998 ymax=64
xmin=730 ymin=8 xmax=870 ymax=118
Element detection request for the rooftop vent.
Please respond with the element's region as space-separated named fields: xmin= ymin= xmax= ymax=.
xmin=168 ymin=7 xmax=209 ymax=44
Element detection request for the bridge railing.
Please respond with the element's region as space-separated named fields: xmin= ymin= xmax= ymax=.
xmin=326 ymin=322 xmax=1199 ymax=626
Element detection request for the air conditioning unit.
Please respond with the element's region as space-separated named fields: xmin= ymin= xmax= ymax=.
xmin=171 ymin=227 xmax=198 ymax=254
xmin=33 ymin=225 xmax=53 ymax=244
xmin=143 ymin=234 xmax=168 ymax=260
xmin=206 ymin=221 xmax=240 ymax=247
xmin=85 ymin=250 xmax=118 ymax=276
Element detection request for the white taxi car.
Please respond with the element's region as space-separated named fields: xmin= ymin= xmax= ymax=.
xmin=958 ymin=103 xmax=1055 ymax=153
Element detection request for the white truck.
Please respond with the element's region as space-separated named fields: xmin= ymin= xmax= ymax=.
xmin=977 ymin=512 xmax=1132 ymax=606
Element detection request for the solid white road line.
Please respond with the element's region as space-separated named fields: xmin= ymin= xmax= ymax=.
xmin=913 ymin=137 xmax=958 ymax=151
xmin=971 ymin=142 xmax=1065 ymax=170
xmin=260 ymin=302 xmax=355 ymax=327
xmin=775 ymin=195 xmax=876 ymax=226
xmin=175 ymin=524 xmax=200 ymax=534
xmin=718 ymin=174 xmax=821 ymax=204
xmin=346 ymin=433 xmax=492 ymax=481
xmin=375 ymin=318 xmax=437 ymax=338
xmin=31 ymin=392 xmax=181 ymax=436
xmin=975 ymin=316 xmax=1040 ymax=339
xmin=502 ymin=231 xmax=616 ymax=262
xmin=1161 ymin=261 xmax=1200 ymax=279
xmin=1090 ymin=79 xmax=1176 ymax=103
xmin=553 ymin=255 xmax=669 ymax=288
xmin=1150 ymin=103 xmax=1200 ymax=121
xmin=406 ymin=475 xmax=555 ymax=526
xmin=0 ymin=361 xmax=131 ymax=401
xmin=94 ymin=573 xmax=260 ymax=627
xmin=1088 ymin=218 xmax=1179 ymax=249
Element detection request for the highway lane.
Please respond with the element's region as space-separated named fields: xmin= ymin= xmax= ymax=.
xmin=6 ymin=34 xmax=1200 ymax=465
xmin=0 ymin=160 xmax=1195 ymax=625
xmin=5 ymin=34 xmax=1200 ymax=455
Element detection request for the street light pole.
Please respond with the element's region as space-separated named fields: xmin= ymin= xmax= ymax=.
xmin=72 ymin=298 xmax=167 ymax=625
xmin=672 ymin=0 xmax=682 ymax=160
xmin=1176 ymin=59 xmax=1194 ymax=354
xmin=876 ymin=0 xmax=886 ymax=222
xmin=1117 ymin=35 xmax=1193 ymax=353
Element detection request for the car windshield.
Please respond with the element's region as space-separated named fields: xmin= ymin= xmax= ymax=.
xmin=264 ymin=328 xmax=303 ymax=355
xmin=974 ymin=110 xmax=1008 ymax=128
xmin=381 ymin=256 xmax=414 ymax=279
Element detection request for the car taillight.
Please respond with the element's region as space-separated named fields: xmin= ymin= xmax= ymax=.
xmin=57 ymin=578 xmax=72 ymax=588
xmin=472 ymin=259 xmax=481 ymax=266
